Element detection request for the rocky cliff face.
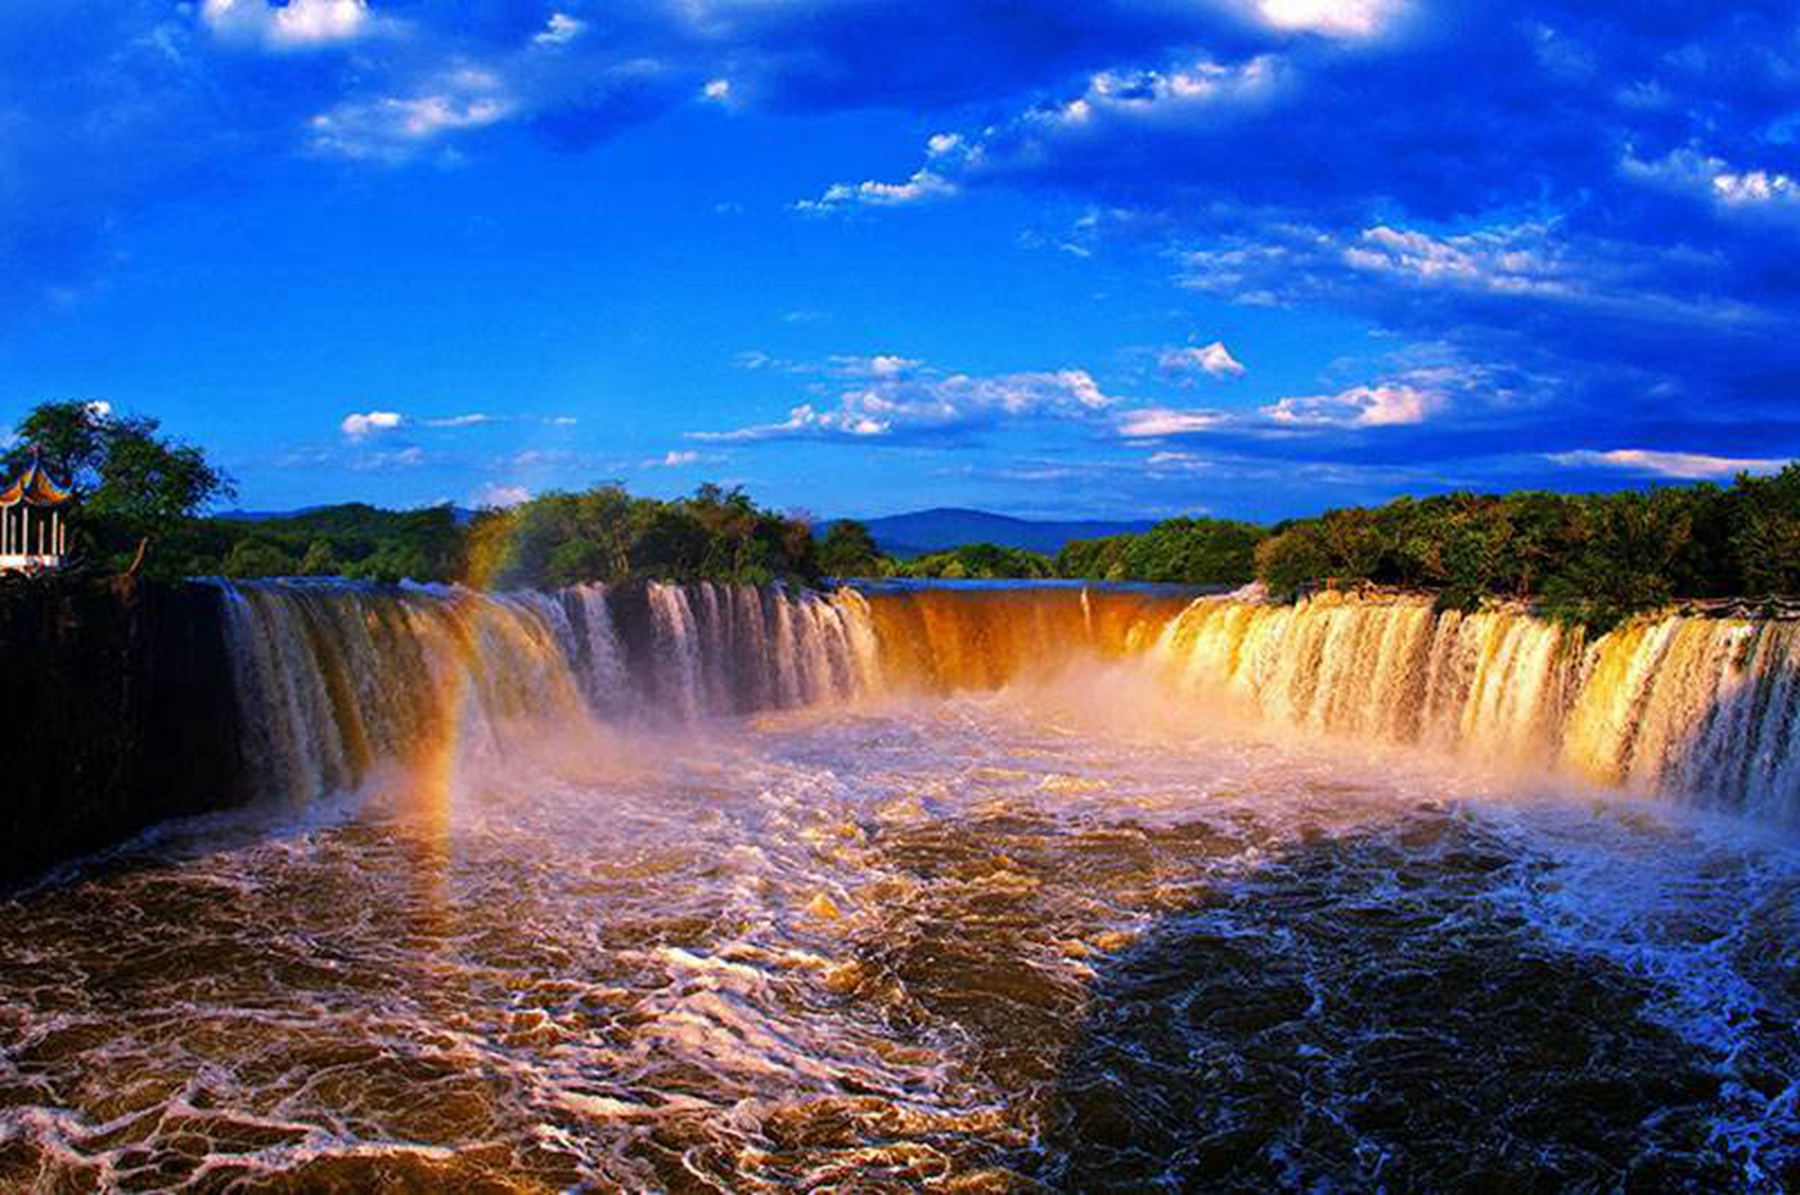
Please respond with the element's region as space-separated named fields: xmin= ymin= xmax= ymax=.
xmin=0 ymin=576 xmax=245 ymax=886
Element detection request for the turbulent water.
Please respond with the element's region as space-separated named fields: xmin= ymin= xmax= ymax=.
xmin=1 ymin=581 xmax=1798 ymax=1189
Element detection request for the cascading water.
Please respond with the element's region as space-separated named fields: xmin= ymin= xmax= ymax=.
xmin=212 ymin=579 xmax=882 ymax=803
xmin=1146 ymin=591 xmax=1800 ymax=822
xmin=209 ymin=579 xmax=1800 ymax=820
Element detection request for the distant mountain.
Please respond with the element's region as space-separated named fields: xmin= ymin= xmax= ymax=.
xmin=217 ymin=503 xmax=479 ymax=527
xmin=818 ymin=507 xmax=1161 ymax=559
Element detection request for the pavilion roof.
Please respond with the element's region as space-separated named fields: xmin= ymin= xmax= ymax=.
xmin=0 ymin=457 xmax=74 ymax=508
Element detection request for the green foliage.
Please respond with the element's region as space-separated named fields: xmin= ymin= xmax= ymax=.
xmin=1730 ymin=467 xmax=1800 ymax=596
xmin=468 ymin=483 xmax=821 ymax=589
xmin=169 ymin=503 xmax=465 ymax=583
xmin=1057 ymin=517 xmax=1265 ymax=586
xmin=818 ymin=520 xmax=889 ymax=578
xmin=5 ymin=400 xmax=236 ymax=577
xmin=222 ymin=538 xmax=299 ymax=579
xmin=299 ymin=540 xmax=341 ymax=577
xmin=1245 ymin=469 xmax=1800 ymax=633
xmin=899 ymin=543 xmax=1055 ymax=580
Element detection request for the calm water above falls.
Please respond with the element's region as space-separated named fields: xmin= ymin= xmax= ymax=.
xmin=1 ymin=582 xmax=1798 ymax=1190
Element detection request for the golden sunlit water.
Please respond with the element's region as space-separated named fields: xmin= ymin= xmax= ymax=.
xmin=2 ymin=582 xmax=1798 ymax=1189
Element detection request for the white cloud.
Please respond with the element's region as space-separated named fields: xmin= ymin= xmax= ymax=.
xmin=645 ymin=450 xmax=702 ymax=468
xmin=1343 ymin=224 xmax=1571 ymax=296
xmin=702 ymin=78 xmax=732 ymax=101
xmin=1544 ymin=448 xmax=1787 ymax=480
xmin=1625 ymin=149 xmax=1800 ymax=219
xmin=693 ymin=360 xmax=1120 ymax=442
xmin=471 ymin=482 xmax=532 ymax=507
xmin=424 ymin=413 xmax=492 ymax=428
xmin=308 ymin=70 xmax=514 ymax=160
xmin=201 ymin=0 xmax=374 ymax=49
xmin=534 ymin=13 xmax=585 ymax=47
xmin=1160 ymin=341 xmax=1246 ymax=380
xmin=1118 ymin=407 xmax=1231 ymax=437
xmin=1262 ymin=384 xmax=1439 ymax=427
xmin=1254 ymin=0 xmax=1403 ymax=38
xmin=340 ymin=410 xmax=403 ymax=440
xmin=1020 ymin=56 xmax=1281 ymax=137
xmin=926 ymin=132 xmax=965 ymax=158
xmin=794 ymin=169 xmax=956 ymax=213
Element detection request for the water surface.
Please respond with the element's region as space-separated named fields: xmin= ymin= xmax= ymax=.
xmin=2 ymin=682 xmax=1796 ymax=1190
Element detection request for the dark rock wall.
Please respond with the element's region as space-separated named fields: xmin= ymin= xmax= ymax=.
xmin=0 ymin=577 xmax=246 ymax=886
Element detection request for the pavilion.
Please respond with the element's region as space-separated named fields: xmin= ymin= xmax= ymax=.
xmin=0 ymin=454 xmax=74 ymax=574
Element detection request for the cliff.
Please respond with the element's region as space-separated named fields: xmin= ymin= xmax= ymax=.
xmin=0 ymin=575 xmax=246 ymax=886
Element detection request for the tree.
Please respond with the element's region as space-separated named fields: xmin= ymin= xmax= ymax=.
xmin=1731 ymin=465 xmax=1800 ymax=596
xmin=819 ymin=520 xmax=887 ymax=577
xmin=299 ymin=540 xmax=342 ymax=577
xmin=223 ymin=538 xmax=298 ymax=579
xmin=5 ymin=400 xmax=235 ymax=575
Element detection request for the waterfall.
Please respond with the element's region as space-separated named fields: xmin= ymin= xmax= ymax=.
xmin=850 ymin=586 xmax=1800 ymax=820
xmin=211 ymin=579 xmax=880 ymax=804
xmin=1145 ymin=592 xmax=1800 ymax=821
xmin=209 ymin=580 xmax=1800 ymax=823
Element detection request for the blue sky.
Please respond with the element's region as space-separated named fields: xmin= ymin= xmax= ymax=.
xmin=3 ymin=1 xmax=1798 ymax=521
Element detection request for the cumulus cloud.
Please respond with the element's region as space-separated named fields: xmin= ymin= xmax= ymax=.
xmin=1253 ymin=0 xmax=1404 ymax=38
xmin=340 ymin=410 xmax=403 ymax=440
xmin=1544 ymin=448 xmax=1788 ymax=481
xmin=424 ymin=413 xmax=493 ymax=428
xmin=201 ymin=0 xmax=376 ymax=50
xmin=1160 ymin=341 xmax=1246 ymax=380
xmin=1262 ymin=384 xmax=1440 ymax=428
xmin=693 ymin=358 xmax=1120 ymax=442
xmin=645 ymin=450 xmax=703 ymax=468
xmin=794 ymin=169 xmax=957 ymax=213
xmin=533 ymin=13 xmax=585 ymax=48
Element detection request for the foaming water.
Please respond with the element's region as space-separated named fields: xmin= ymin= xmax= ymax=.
xmin=1148 ymin=591 xmax=1800 ymax=821
xmin=1 ymin=582 xmax=1798 ymax=1188
xmin=1 ymin=690 xmax=1796 ymax=1188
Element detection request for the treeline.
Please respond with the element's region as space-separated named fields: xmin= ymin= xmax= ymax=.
xmin=196 ymin=484 xmax=821 ymax=587
xmin=1255 ymin=469 xmax=1800 ymax=630
xmin=173 ymin=505 xmax=464 ymax=583
xmin=814 ymin=516 xmax=1264 ymax=584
